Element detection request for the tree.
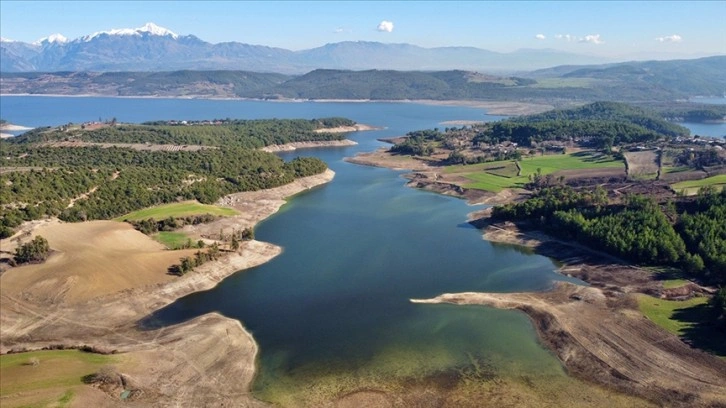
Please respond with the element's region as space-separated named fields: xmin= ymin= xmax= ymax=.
xmin=230 ymin=234 xmax=239 ymax=251
xmin=710 ymin=288 xmax=726 ymax=329
xmin=241 ymin=227 xmax=254 ymax=241
xmin=14 ymin=235 xmax=50 ymax=264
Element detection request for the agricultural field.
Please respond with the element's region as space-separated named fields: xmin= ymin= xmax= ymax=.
xmin=115 ymin=201 xmax=238 ymax=222
xmin=671 ymin=174 xmax=726 ymax=195
xmin=623 ymin=151 xmax=659 ymax=180
xmin=0 ymin=221 xmax=199 ymax=305
xmin=0 ymin=350 xmax=118 ymax=408
xmin=445 ymin=152 xmax=623 ymax=192
xmin=154 ymin=231 xmax=194 ymax=249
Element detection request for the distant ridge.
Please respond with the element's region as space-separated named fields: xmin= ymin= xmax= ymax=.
xmin=0 ymin=22 xmax=615 ymax=73
xmin=3 ymin=56 xmax=725 ymax=102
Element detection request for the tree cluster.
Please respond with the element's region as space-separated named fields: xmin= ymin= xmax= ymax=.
xmin=129 ymin=215 xmax=218 ymax=235
xmin=14 ymin=235 xmax=50 ymax=264
xmin=14 ymin=118 xmax=351 ymax=149
xmin=169 ymin=243 xmax=221 ymax=276
xmin=491 ymin=186 xmax=726 ymax=283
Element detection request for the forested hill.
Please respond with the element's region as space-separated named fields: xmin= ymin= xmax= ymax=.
xmin=2 ymin=56 xmax=725 ymax=102
xmin=11 ymin=117 xmax=353 ymax=148
xmin=0 ymin=118 xmax=353 ymax=236
xmin=475 ymin=101 xmax=690 ymax=148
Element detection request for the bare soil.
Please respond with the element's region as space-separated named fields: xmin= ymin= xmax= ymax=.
xmin=623 ymin=151 xmax=659 ymax=178
xmin=261 ymin=139 xmax=357 ymax=152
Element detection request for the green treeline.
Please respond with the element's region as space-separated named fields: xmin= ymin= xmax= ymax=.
xmin=491 ymin=186 xmax=726 ymax=284
xmin=474 ymin=102 xmax=690 ymax=148
xmin=0 ymin=147 xmax=327 ymax=231
xmin=14 ymin=118 xmax=353 ymax=148
xmin=1 ymin=118 xmax=335 ymax=236
xmin=389 ymin=129 xmax=444 ymax=156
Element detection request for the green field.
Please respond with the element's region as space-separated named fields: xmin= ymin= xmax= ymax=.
xmin=446 ymin=152 xmax=623 ymax=192
xmin=154 ymin=231 xmax=193 ymax=249
xmin=0 ymin=350 xmax=117 ymax=406
xmin=637 ymin=295 xmax=708 ymax=335
xmin=115 ymin=200 xmax=238 ymax=221
xmin=661 ymin=279 xmax=691 ymax=289
xmin=530 ymin=77 xmax=597 ymax=89
xmin=671 ymin=174 xmax=726 ymax=195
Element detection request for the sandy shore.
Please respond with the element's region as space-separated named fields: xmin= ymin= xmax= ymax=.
xmin=2 ymin=93 xmax=551 ymax=116
xmin=261 ymin=139 xmax=357 ymax=152
xmin=313 ymin=123 xmax=380 ymax=133
xmin=0 ymin=123 xmax=34 ymax=131
xmin=0 ymin=123 xmax=33 ymax=138
xmin=0 ymin=169 xmax=335 ymax=406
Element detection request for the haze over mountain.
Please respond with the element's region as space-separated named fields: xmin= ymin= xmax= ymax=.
xmin=0 ymin=22 xmax=618 ymax=74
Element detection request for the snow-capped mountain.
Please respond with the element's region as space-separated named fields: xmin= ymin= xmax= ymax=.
xmin=33 ymin=33 xmax=69 ymax=46
xmin=0 ymin=22 xmax=613 ymax=74
xmin=81 ymin=22 xmax=178 ymax=42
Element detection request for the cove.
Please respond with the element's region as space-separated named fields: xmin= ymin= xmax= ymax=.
xmin=1 ymin=97 xmax=589 ymax=403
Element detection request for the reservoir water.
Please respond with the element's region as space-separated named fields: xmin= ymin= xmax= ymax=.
xmin=0 ymin=96 xmax=713 ymax=403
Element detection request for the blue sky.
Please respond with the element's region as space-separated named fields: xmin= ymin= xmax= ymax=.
xmin=1 ymin=1 xmax=724 ymax=58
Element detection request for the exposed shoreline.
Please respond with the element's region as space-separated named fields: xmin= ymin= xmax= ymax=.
xmin=261 ymin=139 xmax=358 ymax=152
xmin=409 ymin=219 xmax=726 ymax=407
xmin=0 ymin=93 xmax=551 ymax=116
xmin=0 ymin=169 xmax=335 ymax=406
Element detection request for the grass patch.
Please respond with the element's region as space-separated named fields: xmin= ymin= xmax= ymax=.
xmin=0 ymin=350 xmax=117 ymax=400
xmin=638 ymin=294 xmax=726 ymax=357
xmin=637 ymin=295 xmax=708 ymax=335
xmin=154 ymin=231 xmax=193 ymax=249
xmin=530 ymin=78 xmax=597 ymax=89
xmin=446 ymin=152 xmax=623 ymax=192
xmin=671 ymin=174 xmax=726 ymax=195
xmin=661 ymin=279 xmax=690 ymax=289
xmin=115 ymin=200 xmax=238 ymax=221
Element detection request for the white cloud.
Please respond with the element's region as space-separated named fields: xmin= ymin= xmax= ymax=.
xmin=655 ymin=34 xmax=682 ymax=43
xmin=377 ymin=20 xmax=394 ymax=33
xmin=555 ymin=34 xmax=574 ymax=42
xmin=535 ymin=34 xmax=546 ymax=40
xmin=579 ymin=34 xmax=604 ymax=45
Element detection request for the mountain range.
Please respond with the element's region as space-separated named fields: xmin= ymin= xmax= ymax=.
xmin=0 ymin=22 xmax=617 ymax=74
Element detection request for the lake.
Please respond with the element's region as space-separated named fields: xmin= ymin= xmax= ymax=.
xmin=0 ymin=96 xmax=710 ymax=404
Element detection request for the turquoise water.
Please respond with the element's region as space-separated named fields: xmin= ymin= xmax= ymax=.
xmin=2 ymin=96 xmax=706 ymax=403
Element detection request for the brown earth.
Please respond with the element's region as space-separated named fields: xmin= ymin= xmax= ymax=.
xmin=313 ymin=123 xmax=380 ymax=133
xmin=345 ymin=147 xmax=436 ymax=171
xmin=261 ymin=139 xmax=357 ymax=152
xmin=623 ymin=150 xmax=659 ymax=179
